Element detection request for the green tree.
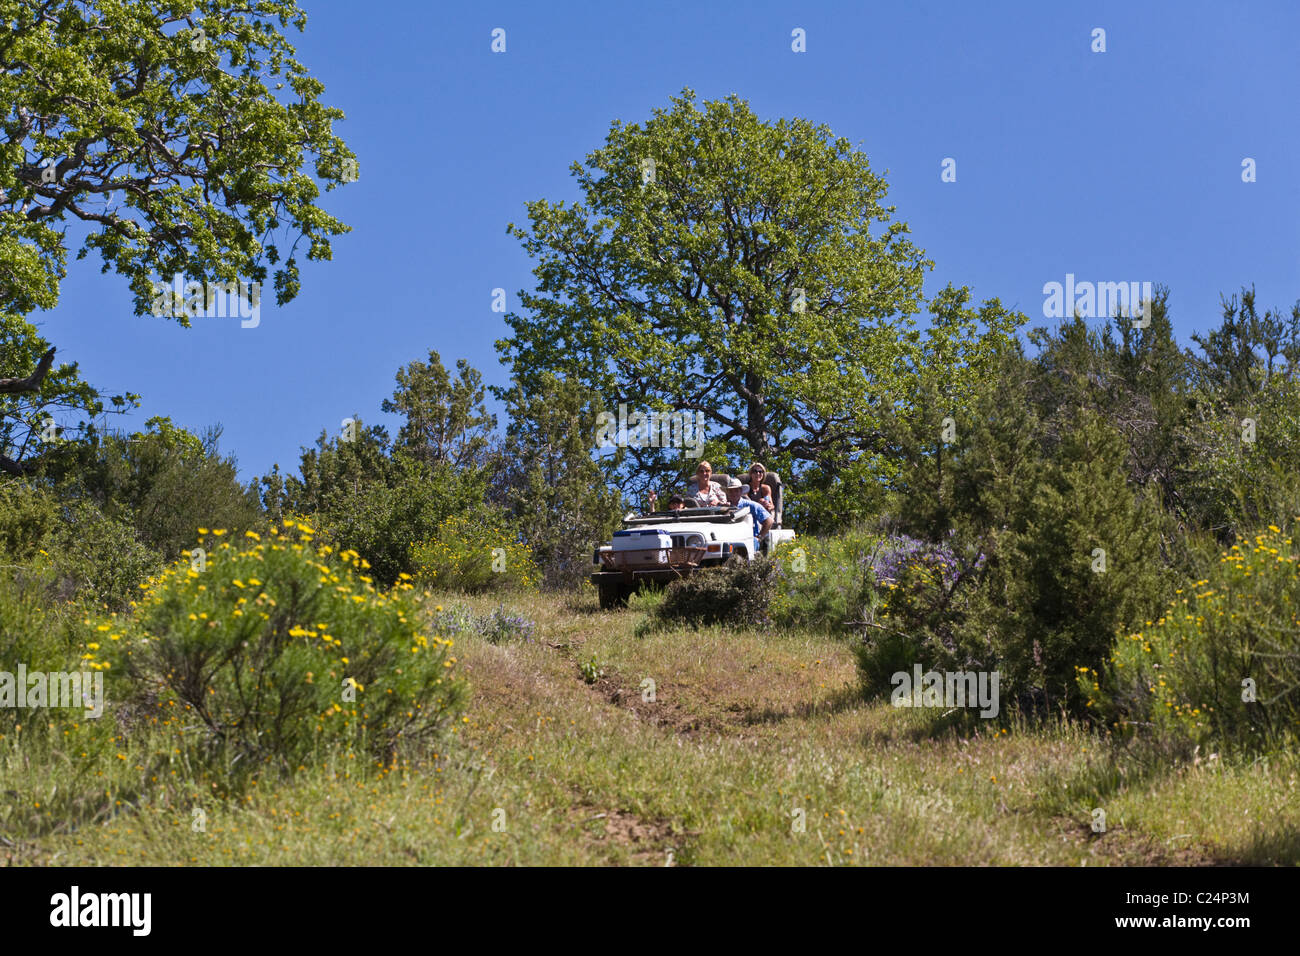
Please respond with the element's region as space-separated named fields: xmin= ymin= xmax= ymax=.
xmin=1026 ymin=289 xmax=1194 ymax=514
xmin=1 ymin=0 xmax=353 ymax=317
xmin=872 ymin=286 xmax=1026 ymax=539
xmin=990 ymin=409 xmax=1169 ymax=713
xmin=273 ymin=434 xmax=498 ymax=591
xmin=382 ymin=350 xmax=496 ymax=470
xmin=1176 ymin=286 xmax=1300 ymax=536
xmin=1189 ymin=286 xmax=1300 ymax=406
xmin=499 ymin=89 xmax=933 ymax=504
xmin=1 ymin=0 xmax=353 ymax=471
xmin=61 ymin=415 xmax=261 ymax=560
xmin=497 ymin=372 xmax=624 ymax=587
xmin=0 ymin=478 xmax=57 ymax=561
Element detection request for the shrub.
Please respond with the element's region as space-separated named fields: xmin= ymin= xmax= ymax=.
xmin=64 ymin=417 xmax=263 ymax=562
xmin=410 ymin=513 xmax=538 ymax=593
xmin=654 ymin=558 xmax=776 ymax=629
xmin=0 ymin=481 xmax=57 ymax=562
xmin=0 ymin=566 xmax=131 ymax=837
xmin=426 ymin=602 xmax=537 ymax=644
xmin=578 ymin=655 xmax=604 ymax=684
xmin=496 ymin=372 xmax=626 ymax=589
xmin=50 ymin=502 xmax=164 ymax=611
xmin=1084 ymin=524 xmax=1300 ymax=751
xmin=87 ymin=519 xmax=467 ymax=781
xmin=870 ymin=533 xmax=985 ymax=589
xmin=855 ymin=411 xmax=1171 ymax=717
xmin=855 ymin=537 xmax=989 ymax=699
xmin=272 ymin=423 xmax=492 ymax=587
xmin=984 ymin=411 xmax=1171 ymax=714
xmin=478 ymin=607 xmax=536 ymax=643
xmin=768 ymin=530 xmax=877 ymax=633
xmin=0 ymin=564 xmax=100 ymax=730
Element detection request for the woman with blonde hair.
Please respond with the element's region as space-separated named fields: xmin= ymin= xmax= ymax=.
xmin=690 ymin=460 xmax=727 ymax=506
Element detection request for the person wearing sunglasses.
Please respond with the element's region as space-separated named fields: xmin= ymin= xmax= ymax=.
xmin=745 ymin=462 xmax=775 ymax=512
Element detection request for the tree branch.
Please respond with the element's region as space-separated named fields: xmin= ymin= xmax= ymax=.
xmin=0 ymin=346 xmax=55 ymax=394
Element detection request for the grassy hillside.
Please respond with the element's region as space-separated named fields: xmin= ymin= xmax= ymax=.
xmin=9 ymin=589 xmax=1297 ymax=866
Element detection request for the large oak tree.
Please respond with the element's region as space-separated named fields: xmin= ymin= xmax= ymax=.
xmin=1 ymin=0 xmax=354 ymax=475
xmin=499 ymin=89 xmax=1019 ymax=520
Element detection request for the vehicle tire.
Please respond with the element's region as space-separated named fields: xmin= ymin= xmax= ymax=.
xmin=598 ymin=580 xmax=629 ymax=610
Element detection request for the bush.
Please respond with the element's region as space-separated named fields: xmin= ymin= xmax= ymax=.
xmin=1084 ymin=524 xmax=1300 ymax=751
xmin=426 ymin=602 xmax=537 ymax=644
xmin=272 ymin=423 xmax=493 ymax=587
xmin=410 ymin=513 xmax=538 ymax=593
xmin=764 ymin=530 xmax=985 ymax=641
xmin=0 ymin=564 xmax=100 ymax=730
xmin=0 ymin=565 xmax=130 ymax=837
xmin=87 ymin=519 xmax=467 ymax=781
xmin=50 ymin=502 xmax=164 ymax=611
xmin=856 ymin=411 xmax=1171 ymax=717
xmin=768 ymin=530 xmax=878 ymax=633
xmin=654 ymin=558 xmax=776 ymax=629
xmin=855 ymin=536 xmax=990 ymax=698
xmin=0 ymin=481 xmax=57 ymax=562
xmin=984 ymin=411 xmax=1170 ymax=714
xmin=0 ymin=489 xmax=166 ymax=612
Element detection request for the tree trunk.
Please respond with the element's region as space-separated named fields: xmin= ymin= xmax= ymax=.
xmin=745 ymin=371 xmax=767 ymax=460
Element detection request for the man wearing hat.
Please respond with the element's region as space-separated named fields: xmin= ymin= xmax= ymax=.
xmin=724 ymin=475 xmax=773 ymax=555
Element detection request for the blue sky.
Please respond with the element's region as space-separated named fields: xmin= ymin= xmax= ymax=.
xmin=34 ymin=0 xmax=1300 ymax=483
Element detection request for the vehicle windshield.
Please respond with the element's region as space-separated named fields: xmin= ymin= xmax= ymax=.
xmin=626 ymin=505 xmax=736 ymax=524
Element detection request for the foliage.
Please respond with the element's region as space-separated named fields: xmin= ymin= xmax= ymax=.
xmin=426 ymin=602 xmax=537 ymax=644
xmin=1026 ymin=290 xmax=1191 ymax=504
xmin=271 ymin=419 xmax=488 ymax=587
xmin=855 ymin=537 xmax=990 ymax=697
xmin=3 ymin=416 xmax=254 ymax=609
xmin=578 ymin=655 xmax=603 ymax=685
xmin=1084 ymin=525 xmax=1300 ymax=751
xmin=1 ymin=313 xmax=138 ymax=476
xmin=499 ymin=89 xmax=935 ymax=506
xmin=982 ymin=409 xmax=1172 ymax=713
xmin=653 ymin=557 xmax=776 ymax=629
xmin=0 ymin=0 xmax=354 ymax=320
xmin=49 ymin=501 xmax=164 ymax=611
xmin=767 ymin=529 xmax=882 ymax=633
xmin=0 ymin=562 xmax=95 ymax=687
xmin=271 ymin=353 xmax=506 ymax=587
xmin=383 ymin=350 xmax=496 ymax=470
xmin=409 ymin=513 xmax=538 ymax=593
xmin=86 ymin=521 xmax=467 ymax=781
xmin=1188 ymin=286 xmax=1300 ymax=406
xmin=1176 ymin=370 xmax=1300 ymax=539
xmin=824 ymin=286 xmax=1026 ymax=535
xmin=859 ymin=388 xmax=1171 ymax=716
xmin=59 ymin=416 xmax=262 ymax=561
xmin=495 ymin=371 xmax=624 ymax=587
xmin=0 ymin=564 xmax=110 ymax=784
xmin=0 ymin=477 xmax=56 ymax=560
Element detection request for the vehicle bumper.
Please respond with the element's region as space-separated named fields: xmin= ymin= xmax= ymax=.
xmin=591 ymin=567 xmax=702 ymax=586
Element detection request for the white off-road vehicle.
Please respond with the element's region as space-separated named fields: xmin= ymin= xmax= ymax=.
xmin=591 ymin=471 xmax=796 ymax=609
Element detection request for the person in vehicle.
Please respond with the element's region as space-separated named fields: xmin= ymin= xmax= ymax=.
xmin=745 ymin=462 xmax=775 ymax=511
xmin=691 ymin=461 xmax=727 ymax=506
xmin=724 ymin=476 xmax=772 ymax=552
xmin=648 ymin=490 xmax=692 ymax=511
